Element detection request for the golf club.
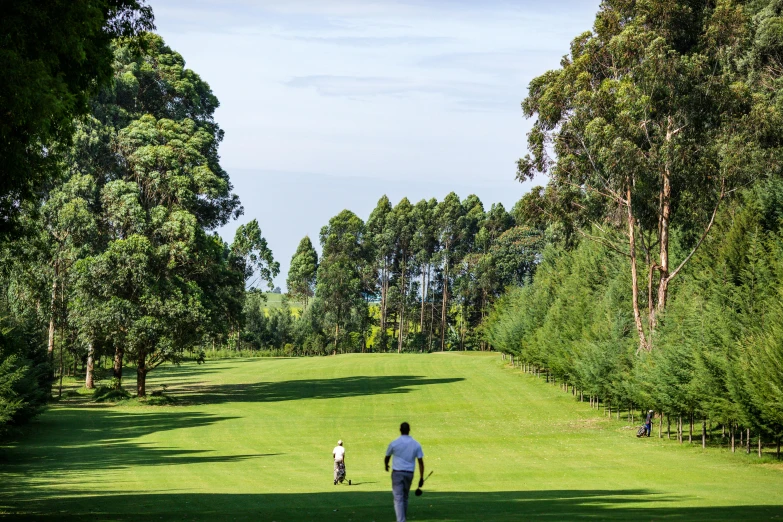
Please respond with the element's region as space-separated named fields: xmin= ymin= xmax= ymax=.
xmin=414 ymin=470 xmax=433 ymax=496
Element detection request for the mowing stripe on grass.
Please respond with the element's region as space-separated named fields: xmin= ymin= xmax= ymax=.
xmin=1 ymin=353 xmax=781 ymax=521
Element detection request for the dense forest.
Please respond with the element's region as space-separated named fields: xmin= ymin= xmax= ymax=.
xmin=1 ymin=0 xmax=783 ymax=458
xmin=242 ymin=193 xmax=542 ymax=356
xmin=0 ymin=3 xmax=278 ymax=422
xmin=484 ymin=0 xmax=783 ymax=455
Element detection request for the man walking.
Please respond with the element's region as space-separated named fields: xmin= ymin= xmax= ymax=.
xmin=333 ymin=440 xmax=346 ymax=485
xmin=384 ymin=422 xmax=424 ymax=522
xmin=644 ymin=410 xmax=654 ymax=437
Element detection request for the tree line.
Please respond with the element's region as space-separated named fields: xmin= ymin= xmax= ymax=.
xmin=244 ymin=194 xmax=543 ymax=355
xmin=485 ymin=182 xmax=783 ymax=457
xmin=0 ymin=2 xmax=279 ymax=434
xmin=486 ymin=0 xmax=783 ymax=457
xmin=0 ymin=0 xmax=542 ymax=436
xmin=2 ymin=0 xmax=154 ymax=434
xmin=3 ymin=0 xmax=783 ymax=459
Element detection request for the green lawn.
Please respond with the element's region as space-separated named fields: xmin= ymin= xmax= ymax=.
xmin=1 ymin=353 xmax=781 ymax=521
xmin=262 ymin=292 xmax=303 ymax=310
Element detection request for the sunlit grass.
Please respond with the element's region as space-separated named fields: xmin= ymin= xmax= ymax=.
xmin=1 ymin=353 xmax=781 ymax=521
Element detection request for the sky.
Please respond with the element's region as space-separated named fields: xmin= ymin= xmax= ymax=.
xmin=151 ymin=0 xmax=602 ymax=289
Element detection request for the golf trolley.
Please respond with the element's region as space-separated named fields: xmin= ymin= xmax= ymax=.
xmin=636 ymin=425 xmax=648 ymax=438
xmin=334 ymin=462 xmax=350 ymax=485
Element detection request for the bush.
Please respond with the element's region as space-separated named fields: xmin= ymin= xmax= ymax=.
xmin=0 ymin=316 xmax=50 ymax=436
xmin=92 ymin=385 xmax=131 ymax=403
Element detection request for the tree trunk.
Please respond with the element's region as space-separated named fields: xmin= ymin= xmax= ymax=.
xmin=677 ymin=416 xmax=682 ymax=444
xmin=440 ymin=261 xmax=449 ymax=351
xmin=667 ymin=415 xmax=671 ymax=440
xmin=420 ymin=264 xmax=427 ymax=335
xmin=627 ymin=184 xmax=649 ymax=352
xmin=480 ymin=289 xmax=487 ymax=351
xmin=47 ymin=265 xmax=58 ymax=363
xmin=428 ymin=289 xmax=434 ymax=352
xmin=391 ymin=312 xmax=397 ymax=350
xmin=746 ymin=428 xmax=751 ymax=454
xmin=659 ymin=413 xmax=663 ymax=438
xmin=460 ymin=303 xmax=466 ymax=351
xmin=85 ymin=341 xmax=95 ymax=389
xmin=58 ymin=276 xmax=67 ymax=393
xmin=380 ymin=261 xmax=389 ymax=348
xmin=398 ymin=259 xmax=406 ymax=353
xmin=758 ymin=434 xmax=762 ymax=458
xmin=731 ymin=424 xmax=735 ymax=453
xmin=113 ymin=345 xmax=124 ymax=389
xmin=702 ymin=419 xmax=706 ymax=449
xmin=688 ymin=412 xmax=693 ymax=444
xmin=58 ymin=336 xmax=64 ymax=398
xmin=136 ymin=351 xmax=147 ymax=398
xmin=654 ymin=156 xmax=673 ymax=326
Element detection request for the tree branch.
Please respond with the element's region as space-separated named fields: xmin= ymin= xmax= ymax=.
xmin=666 ymin=178 xmax=725 ymax=282
xmin=560 ymin=178 xmax=625 ymax=205
xmin=578 ymin=228 xmax=631 ymax=258
xmin=568 ymin=133 xmax=625 ymax=202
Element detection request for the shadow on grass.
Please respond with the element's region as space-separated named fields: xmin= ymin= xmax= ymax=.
xmin=0 ymin=409 xmax=256 ymax=479
xmin=0 ymin=489 xmax=781 ymax=521
xmin=134 ymin=357 xmax=296 ymax=381
xmin=1 ymin=375 xmax=460 ymax=485
xmin=167 ymin=375 xmax=465 ymax=405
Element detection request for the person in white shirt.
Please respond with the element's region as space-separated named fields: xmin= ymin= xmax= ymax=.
xmin=384 ymin=422 xmax=424 ymax=522
xmin=333 ymin=440 xmax=346 ymax=485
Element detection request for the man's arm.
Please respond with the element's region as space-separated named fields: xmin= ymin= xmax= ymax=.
xmin=417 ymin=458 xmax=425 ymax=487
xmin=384 ymin=455 xmax=391 ymax=472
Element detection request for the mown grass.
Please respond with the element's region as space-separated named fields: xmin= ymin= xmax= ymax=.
xmin=1 ymin=353 xmax=781 ymax=521
xmin=262 ymin=292 xmax=303 ymax=310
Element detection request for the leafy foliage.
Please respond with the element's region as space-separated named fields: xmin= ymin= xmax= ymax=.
xmin=286 ymin=237 xmax=318 ymax=308
xmin=0 ymin=0 xmax=154 ymax=232
xmin=485 ymin=179 xmax=783 ymax=449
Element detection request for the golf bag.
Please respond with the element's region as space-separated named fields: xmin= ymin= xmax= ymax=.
xmin=636 ymin=425 xmax=647 ymax=438
xmin=335 ymin=461 xmax=346 ymax=483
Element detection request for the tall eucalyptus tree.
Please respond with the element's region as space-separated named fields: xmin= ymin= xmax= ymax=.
xmin=287 ymin=236 xmax=318 ymax=309
xmin=520 ymin=0 xmax=756 ymax=350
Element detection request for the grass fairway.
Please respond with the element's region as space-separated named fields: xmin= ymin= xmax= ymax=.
xmin=262 ymin=292 xmax=303 ymax=310
xmin=1 ymin=353 xmax=782 ymax=521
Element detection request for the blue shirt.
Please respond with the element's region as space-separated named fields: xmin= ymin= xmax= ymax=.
xmin=386 ymin=435 xmax=424 ymax=472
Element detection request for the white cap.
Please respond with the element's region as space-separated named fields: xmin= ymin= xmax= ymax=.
xmin=337 ymin=440 xmax=343 ymax=445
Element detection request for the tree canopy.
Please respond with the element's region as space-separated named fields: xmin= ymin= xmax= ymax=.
xmin=0 ymin=0 xmax=154 ymax=232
